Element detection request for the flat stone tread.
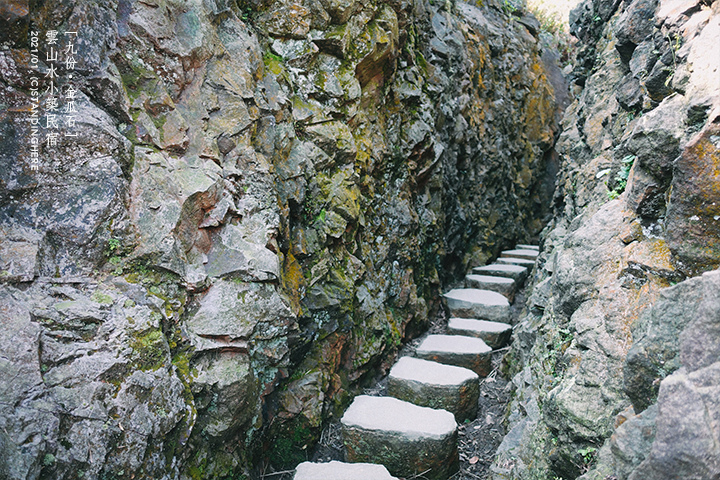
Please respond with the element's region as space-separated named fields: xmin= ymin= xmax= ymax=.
xmin=389 ymin=357 xmax=478 ymax=386
xmin=416 ymin=334 xmax=492 ymax=355
xmin=443 ymin=288 xmax=509 ymax=306
xmin=448 ymin=317 xmax=512 ymax=334
xmin=341 ymin=395 xmax=456 ymax=439
xmin=516 ymin=244 xmax=539 ymax=250
xmin=496 ymin=257 xmax=536 ymax=266
xmin=465 ymin=274 xmax=514 ymax=285
xmin=472 ymin=264 xmax=528 ymax=276
xmin=501 ymin=249 xmax=539 ymax=258
xmin=294 ymin=461 xmax=398 ymax=480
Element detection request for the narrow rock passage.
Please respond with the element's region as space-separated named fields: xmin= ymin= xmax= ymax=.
xmin=291 ymin=246 xmax=538 ymax=480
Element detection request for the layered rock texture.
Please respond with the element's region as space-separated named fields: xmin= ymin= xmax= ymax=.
xmin=0 ymin=0 xmax=562 ymax=478
xmin=493 ymin=0 xmax=720 ymax=479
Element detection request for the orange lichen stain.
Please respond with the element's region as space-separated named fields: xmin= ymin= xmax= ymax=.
xmin=616 ymin=282 xmax=661 ymax=354
xmin=523 ymin=62 xmax=555 ymax=144
xmin=281 ymin=251 xmax=305 ymax=315
xmin=624 ymin=238 xmax=675 ymax=273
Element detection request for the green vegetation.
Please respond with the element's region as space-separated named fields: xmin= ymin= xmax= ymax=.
xmin=268 ymin=420 xmax=316 ymax=469
xmin=576 ymin=446 xmax=598 ymax=473
xmin=129 ymin=328 xmax=167 ymax=371
xmin=606 ymin=155 xmax=635 ymax=200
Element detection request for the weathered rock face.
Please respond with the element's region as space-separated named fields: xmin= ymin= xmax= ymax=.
xmin=494 ymin=0 xmax=720 ymax=479
xmin=0 ymin=0 xmax=562 ymax=477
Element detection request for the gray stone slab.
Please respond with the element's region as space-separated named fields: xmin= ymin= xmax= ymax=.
xmin=341 ymin=395 xmax=458 ymax=480
xmin=388 ymin=357 xmax=479 ymax=422
xmin=496 ymin=257 xmax=536 ymax=268
xmin=415 ymin=334 xmax=492 ymax=376
xmin=500 ymin=249 xmax=539 ymax=261
xmin=465 ymin=274 xmax=515 ymax=301
xmin=447 ymin=318 xmax=512 ymax=349
xmin=294 ymin=461 xmax=398 ymax=480
xmin=472 ymin=264 xmax=528 ymax=282
xmin=516 ymin=244 xmax=539 ymax=251
xmin=443 ymin=288 xmax=510 ymax=322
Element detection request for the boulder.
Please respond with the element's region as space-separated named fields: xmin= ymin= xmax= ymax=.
xmin=495 ymin=257 xmax=536 ymax=268
xmin=388 ymin=357 xmax=479 ymax=422
xmin=627 ymin=363 xmax=720 ymax=480
xmin=447 ymin=318 xmax=512 ymax=349
xmin=415 ymin=334 xmax=492 ymax=376
xmin=500 ymin=249 xmax=540 ymax=261
xmin=341 ymin=395 xmax=458 ymax=480
xmin=294 ymin=461 xmax=398 ymax=480
xmin=464 ymin=274 xmax=516 ymax=301
xmin=472 ymin=264 xmax=528 ymax=283
xmin=442 ymin=288 xmax=511 ymax=322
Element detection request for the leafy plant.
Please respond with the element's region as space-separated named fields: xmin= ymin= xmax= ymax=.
xmin=606 ymin=155 xmax=635 ymax=199
xmin=576 ymin=446 xmax=598 ymax=473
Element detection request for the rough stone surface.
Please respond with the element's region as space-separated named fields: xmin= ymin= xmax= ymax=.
xmin=415 ymin=334 xmax=492 ymax=376
xmin=443 ymin=288 xmax=511 ymax=323
xmin=0 ymin=0 xmax=564 ymax=476
xmin=492 ymin=0 xmax=720 ymax=478
xmin=294 ymin=461 xmax=398 ymax=480
xmin=472 ymin=264 xmax=528 ymax=282
xmin=388 ymin=356 xmax=479 ymax=422
xmin=447 ymin=318 xmax=512 ymax=349
xmin=341 ymin=395 xmax=458 ymax=480
xmin=465 ymin=274 xmax=516 ymax=301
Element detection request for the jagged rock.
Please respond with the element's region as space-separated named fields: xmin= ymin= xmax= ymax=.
xmin=192 ymin=354 xmax=259 ymax=438
xmin=443 ymin=288 xmax=511 ymax=322
xmin=611 ymin=405 xmax=658 ymax=479
xmin=294 ymin=461 xmax=398 ymax=480
xmin=464 ymin=274 xmax=516 ymax=301
xmin=472 ymin=264 xmax=528 ymax=282
xmin=447 ymin=318 xmax=512 ymax=349
xmin=0 ymin=224 xmax=40 ymax=282
xmin=628 ymin=363 xmax=720 ymax=480
xmin=623 ymin=94 xmax=685 ymax=219
xmin=665 ymin=122 xmax=720 ymax=273
xmin=614 ymin=0 xmax=659 ymax=63
xmin=260 ymin=2 xmax=312 ymax=40
xmin=185 ymin=279 xmax=294 ymax=354
xmin=0 ymin=0 xmax=565 ymax=475
xmin=341 ymin=395 xmax=458 ymax=480
xmin=415 ymin=334 xmax=492 ymax=376
xmin=616 ymin=73 xmax=644 ymax=111
xmin=388 ymin=357 xmax=479 ymax=422
xmin=625 ymin=269 xmax=720 ymax=411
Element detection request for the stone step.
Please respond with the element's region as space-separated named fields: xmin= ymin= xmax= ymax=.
xmin=465 ymin=274 xmax=515 ymax=302
xmin=443 ymin=288 xmax=510 ymax=322
xmin=516 ymin=244 xmax=539 ymax=251
xmin=388 ymin=357 xmax=479 ymax=423
xmin=472 ymin=263 xmax=528 ymax=283
xmin=341 ymin=395 xmax=458 ymax=480
xmin=294 ymin=461 xmax=398 ymax=480
xmin=500 ymin=248 xmax=539 ymax=261
xmin=415 ymin=334 xmax=492 ymax=376
xmin=447 ymin=318 xmax=512 ymax=349
xmin=496 ymin=257 xmax=536 ymax=268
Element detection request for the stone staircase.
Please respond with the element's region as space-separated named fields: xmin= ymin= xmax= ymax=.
xmin=294 ymin=245 xmax=539 ymax=480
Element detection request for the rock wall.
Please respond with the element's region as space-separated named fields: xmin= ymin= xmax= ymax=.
xmin=493 ymin=0 xmax=720 ymax=479
xmin=0 ymin=0 xmax=562 ymax=478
